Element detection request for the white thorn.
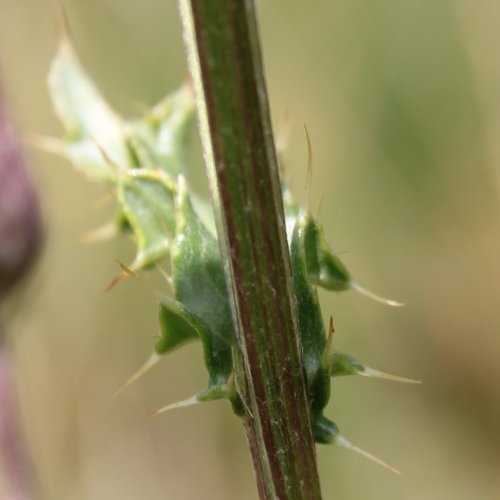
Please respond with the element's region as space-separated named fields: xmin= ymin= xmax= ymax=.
xmin=112 ymin=352 xmax=162 ymax=399
xmin=148 ymin=394 xmax=200 ymax=417
xmin=79 ymin=223 xmax=117 ymax=244
xmin=234 ymin=373 xmax=253 ymax=419
xmin=91 ymin=137 xmax=122 ymax=174
xmin=304 ymin=124 xmax=313 ymax=211
xmin=351 ymin=282 xmax=404 ymax=307
xmin=276 ymin=108 xmax=291 ymax=158
xmin=26 ymin=134 xmax=66 ymax=156
xmin=361 ymin=367 xmax=422 ymax=384
xmin=335 ymin=435 xmax=401 ymax=475
xmin=155 ymin=263 xmax=174 ymax=289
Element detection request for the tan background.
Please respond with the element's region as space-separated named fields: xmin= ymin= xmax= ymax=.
xmin=1 ymin=0 xmax=499 ymax=498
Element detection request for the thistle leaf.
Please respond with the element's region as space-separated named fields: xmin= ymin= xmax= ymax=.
xmin=170 ymin=177 xmax=234 ymax=386
xmin=172 ymin=178 xmax=234 ymax=347
xmin=158 ymin=298 xmax=232 ymax=389
xmin=113 ymin=297 xmax=228 ymax=399
xmin=46 ymin=38 xmax=414 ymax=474
xmin=125 ymin=83 xmax=195 ymax=174
xmin=156 ymin=298 xmax=205 ymax=355
xmin=329 ymin=352 xmax=420 ymax=383
xmin=298 ymin=212 xmax=402 ymax=306
xmin=290 ymin=212 xmax=329 ymax=414
xmin=300 ymin=212 xmax=351 ymax=291
xmin=48 ymin=40 xmax=129 ymax=182
xmin=117 ymin=169 xmax=176 ymax=269
xmin=145 ymin=84 xmax=195 ymax=175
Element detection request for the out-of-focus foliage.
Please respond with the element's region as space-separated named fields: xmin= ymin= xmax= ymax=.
xmin=1 ymin=1 xmax=499 ymax=499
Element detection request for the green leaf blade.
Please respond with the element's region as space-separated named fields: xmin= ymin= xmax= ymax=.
xmin=118 ymin=170 xmax=176 ymax=269
xmin=48 ymin=40 xmax=130 ymax=182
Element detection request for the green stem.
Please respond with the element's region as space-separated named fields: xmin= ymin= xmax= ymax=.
xmin=179 ymin=1 xmax=322 ymax=498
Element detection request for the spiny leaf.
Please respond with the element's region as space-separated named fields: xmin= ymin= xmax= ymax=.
xmin=47 ymin=38 xmax=414 ymax=476
xmin=113 ymin=297 xmax=226 ymax=398
xmin=171 ymin=177 xmax=234 ymax=387
xmin=300 ymin=211 xmax=351 ymax=291
xmin=146 ymin=83 xmax=195 ymax=176
xmin=48 ymin=39 xmax=129 ymax=182
xmin=298 ymin=211 xmax=403 ymax=306
xmin=172 ymin=178 xmax=234 ymax=347
xmin=329 ymin=352 xmax=420 ymax=383
xmin=290 ymin=212 xmax=330 ymax=415
xmin=125 ymin=83 xmax=195 ymax=175
xmin=318 ymin=318 xmax=419 ymax=382
xmin=117 ymin=169 xmax=177 ymax=269
xmin=156 ymin=299 xmax=202 ymax=355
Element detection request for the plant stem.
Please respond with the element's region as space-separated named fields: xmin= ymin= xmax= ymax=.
xmin=179 ymin=1 xmax=322 ymax=498
xmin=0 ymin=335 xmax=39 ymax=500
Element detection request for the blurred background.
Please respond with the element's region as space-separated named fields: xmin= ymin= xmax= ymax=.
xmin=1 ymin=0 xmax=499 ymax=498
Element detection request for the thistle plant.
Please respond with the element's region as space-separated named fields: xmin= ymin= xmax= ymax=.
xmin=42 ymin=4 xmax=418 ymax=498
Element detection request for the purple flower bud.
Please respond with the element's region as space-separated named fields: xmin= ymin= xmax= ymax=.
xmin=0 ymin=86 xmax=41 ymax=299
